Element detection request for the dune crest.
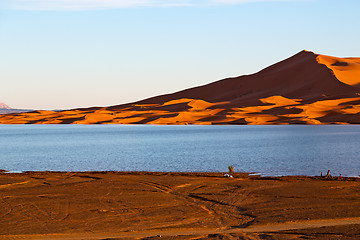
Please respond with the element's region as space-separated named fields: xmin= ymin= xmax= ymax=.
xmin=260 ymin=96 xmax=301 ymax=106
xmin=1 ymin=50 xmax=360 ymax=125
xmin=316 ymin=54 xmax=360 ymax=86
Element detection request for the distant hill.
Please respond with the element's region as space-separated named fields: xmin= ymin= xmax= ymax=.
xmin=0 ymin=103 xmax=11 ymax=109
xmin=1 ymin=50 xmax=360 ymax=124
xmin=0 ymin=103 xmax=33 ymax=115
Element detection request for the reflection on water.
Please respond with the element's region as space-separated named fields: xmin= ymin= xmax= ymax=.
xmin=0 ymin=125 xmax=359 ymax=177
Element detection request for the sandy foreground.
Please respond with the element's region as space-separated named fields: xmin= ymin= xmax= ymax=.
xmin=1 ymin=171 xmax=360 ymax=239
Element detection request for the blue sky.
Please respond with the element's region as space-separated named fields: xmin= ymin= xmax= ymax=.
xmin=1 ymin=0 xmax=359 ymax=109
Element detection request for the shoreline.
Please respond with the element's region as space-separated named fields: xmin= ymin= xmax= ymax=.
xmin=1 ymin=169 xmax=359 ymax=179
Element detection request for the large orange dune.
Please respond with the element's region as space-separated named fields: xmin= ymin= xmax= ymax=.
xmin=1 ymin=50 xmax=360 ymax=124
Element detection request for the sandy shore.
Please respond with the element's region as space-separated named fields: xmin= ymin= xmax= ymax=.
xmin=1 ymin=171 xmax=360 ymax=239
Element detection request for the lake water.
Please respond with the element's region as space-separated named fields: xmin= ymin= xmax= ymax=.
xmin=0 ymin=125 xmax=359 ymax=177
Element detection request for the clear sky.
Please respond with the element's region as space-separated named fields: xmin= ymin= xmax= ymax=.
xmin=1 ymin=0 xmax=359 ymax=110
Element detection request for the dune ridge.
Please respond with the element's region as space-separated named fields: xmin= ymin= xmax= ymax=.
xmin=1 ymin=50 xmax=360 ymax=124
xmin=316 ymin=54 xmax=360 ymax=86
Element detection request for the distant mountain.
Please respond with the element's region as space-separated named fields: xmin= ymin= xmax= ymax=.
xmin=1 ymin=50 xmax=360 ymax=124
xmin=0 ymin=103 xmax=33 ymax=115
xmin=0 ymin=103 xmax=11 ymax=109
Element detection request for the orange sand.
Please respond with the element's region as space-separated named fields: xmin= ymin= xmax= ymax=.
xmin=1 ymin=172 xmax=360 ymax=239
xmin=1 ymin=51 xmax=360 ymax=125
xmin=317 ymin=54 xmax=360 ymax=86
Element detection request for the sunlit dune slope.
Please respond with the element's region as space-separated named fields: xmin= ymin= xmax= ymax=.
xmin=316 ymin=54 xmax=360 ymax=86
xmin=1 ymin=50 xmax=360 ymax=124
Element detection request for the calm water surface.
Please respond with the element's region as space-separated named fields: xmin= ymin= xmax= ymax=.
xmin=0 ymin=125 xmax=359 ymax=176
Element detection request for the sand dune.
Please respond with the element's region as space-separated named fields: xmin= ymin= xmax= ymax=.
xmin=317 ymin=54 xmax=360 ymax=86
xmin=1 ymin=50 xmax=360 ymax=124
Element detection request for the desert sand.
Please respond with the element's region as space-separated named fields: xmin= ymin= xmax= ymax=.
xmin=1 ymin=171 xmax=360 ymax=239
xmin=1 ymin=50 xmax=360 ymax=125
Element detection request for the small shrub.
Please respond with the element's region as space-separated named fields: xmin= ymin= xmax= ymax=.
xmin=228 ymin=165 xmax=234 ymax=174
